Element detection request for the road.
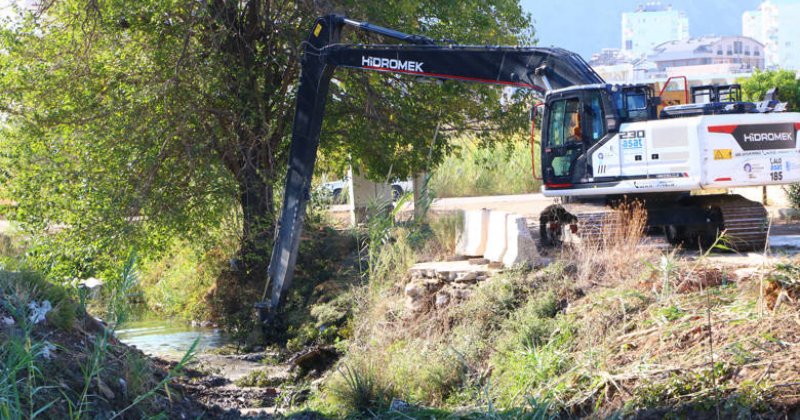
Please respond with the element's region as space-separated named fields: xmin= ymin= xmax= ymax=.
xmin=330 ymin=192 xmax=800 ymax=251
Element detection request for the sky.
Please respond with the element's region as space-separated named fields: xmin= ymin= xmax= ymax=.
xmin=521 ymin=0 xmax=775 ymax=59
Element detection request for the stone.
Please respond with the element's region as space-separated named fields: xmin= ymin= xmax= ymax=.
xmin=97 ymin=378 xmax=115 ymax=400
xmin=454 ymin=272 xmax=477 ymax=283
xmin=502 ymin=214 xmax=541 ymax=267
xmin=456 ymin=209 xmax=489 ymax=257
xmin=468 ymin=258 xmax=489 ymax=265
xmin=435 ymin=291 xmax=451 ymax=309
xmin=483 ymin=211 xmax=509 ymax=262
xmin=404 ymin=281 xmax=426 ymax=299
xmin=451 ymin=288 xmax=473 ymax=300
xmin=390 ymin=398 xmax=411 ymax=412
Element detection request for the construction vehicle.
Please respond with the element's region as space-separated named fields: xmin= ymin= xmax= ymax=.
xmin=258 ymin=15 xmax=800 ymax=317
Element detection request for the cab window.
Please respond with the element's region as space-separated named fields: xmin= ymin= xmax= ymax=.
xmin=548 ymin=100 xmax=566 ymax=146
xmin=588 ymin=94 xmax=606 ymax=142
xmin=564 ymin=99 xmax=582 ymax=143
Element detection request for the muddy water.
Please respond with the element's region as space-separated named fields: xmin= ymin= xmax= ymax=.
xmin=115 ymin=319 xmax=231 ymax=359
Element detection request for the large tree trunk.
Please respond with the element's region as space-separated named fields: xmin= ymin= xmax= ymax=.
xmin=237 ymin=158 xmax=275 ymax=285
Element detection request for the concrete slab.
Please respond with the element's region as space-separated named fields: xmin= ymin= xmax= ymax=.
xmin=456 ymin=209 xmax=489 ymax=257
xmin=483 ymin=211 xmax=509 ymax=263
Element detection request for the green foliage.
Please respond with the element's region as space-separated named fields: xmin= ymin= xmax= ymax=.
xmin=739 ymin=69 xmax=800 ymax=111
xmin=0 ymin=0 xmax=535 ymax=296
xmin=235 ymin=369 xmax=284 ymax=388
xmin=626 ymin=362 xmax=734 ymax=413
xmin=429 ymin=136 xmax=541 ymax=198
xmin=0 ymin=270 xmax=77 ymax=330
xmin=139 ymin=238 xmax=234 ymax=320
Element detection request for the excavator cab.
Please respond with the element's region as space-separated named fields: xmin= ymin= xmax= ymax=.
xmin=542 ymin=87 xmax=610 ymax=187
xmin=542 ymin=84 xmax=656 ymax=188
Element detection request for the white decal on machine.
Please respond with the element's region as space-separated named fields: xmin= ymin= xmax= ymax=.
xmin=362 ymin=56 xmax=424 ymax=72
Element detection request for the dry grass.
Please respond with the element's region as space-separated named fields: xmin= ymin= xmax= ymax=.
xmin=566 ymin=200 xmax=656 ymax=290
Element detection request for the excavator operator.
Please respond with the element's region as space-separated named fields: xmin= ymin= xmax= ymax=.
xmin=567 ymin=112 xmax=582 ymax=143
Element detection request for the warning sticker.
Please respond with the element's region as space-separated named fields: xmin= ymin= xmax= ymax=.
xmin=714 ymin=149 xmax=733 ymax=160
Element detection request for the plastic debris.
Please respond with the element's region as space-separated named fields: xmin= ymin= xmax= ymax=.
xmin=40 ymin=341 xmax=56 ymax=359
xmin=28 ymin=300 xmax=52 ymax=324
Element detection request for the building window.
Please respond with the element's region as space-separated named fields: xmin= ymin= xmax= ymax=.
xmin=734 ymin=41 xmax=743 ymax=54
xmin=625 ymin=40 xmax=633 ymax=50
xmin=717 ymin=49 xmax=723 ymax=55
xmin=755 ymin=49 xmax=760 ymax=56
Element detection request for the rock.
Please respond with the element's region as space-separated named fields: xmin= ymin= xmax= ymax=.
xmin=454 ymin=271 xmax=477 ymax=283
xmin=483 ymin=211 xmax=509 ymax=262
xmin=468 ymin=258 xmax=489 ymax=265
xmin=487 ymin=261 xmax=504 ymax=269
xmin=200 ymin=321 xmax=212 ymax=328
xmin=502 ymin=214 xmax=540 ymax=267
xmin=456 ymin=209 xmax=489 ymax=256
xmin=1 ymin=316 xmax=14 ymax=327
xmin=435 ymin=291 xmax=451 ymax=309
xmin=390 ymin=398 xmax=411 ymax=412
xmin=289 ymin=345 xmax=339 ymax=374
xmin=451 ymin=288 xmax=473 ymax=300
xmin=733 ymin=267 xmax=760 ymax=282
xmin=97 ymin=378 xmax=115 ymax=400
xmin=118 ymin=378 xmax=127 ymax=395
xmin=404 ymin=282 xmax=426 ymax=299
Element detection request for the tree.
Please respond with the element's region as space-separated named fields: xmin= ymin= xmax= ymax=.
xmin=0 ymin=1 xmax=534 ymax=293
xmin=739 ymin=69 xmax=800 ymax=111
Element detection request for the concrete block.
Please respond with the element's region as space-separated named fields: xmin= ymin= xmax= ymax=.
xmin=456 ymin=209 xmax=489 ymax=257
xmin=483 ymin=211 xmax=509 ymax=263
xmin=347 ymin=166 xmax=393 ymax=226
xmin=503 ymin=214 xmax=540 ymax=267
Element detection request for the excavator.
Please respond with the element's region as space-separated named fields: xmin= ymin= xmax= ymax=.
xmin=258 ymin=14 xmax=800 ymax=319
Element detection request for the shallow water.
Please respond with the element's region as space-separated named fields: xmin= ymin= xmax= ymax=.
xmin=115 ymin=319 xmax=230 ymax=358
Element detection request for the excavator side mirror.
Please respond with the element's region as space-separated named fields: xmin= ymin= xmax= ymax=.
xmin=530 ymin=103 xmax=544 ymax=121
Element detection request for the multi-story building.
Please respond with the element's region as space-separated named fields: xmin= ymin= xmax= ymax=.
xmin=743 ymin=0 xmax=800 ymax=69
xmin=622 ymin=2 xmax=689 ymax=59
xmin=648 ymin=36 xmax=765 ymax=74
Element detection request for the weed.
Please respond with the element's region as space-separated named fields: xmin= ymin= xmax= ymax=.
xmin=428 ymin=211 xmax=463 ymax=257
xmin=328 ymin=362 xmax=390 ymax=414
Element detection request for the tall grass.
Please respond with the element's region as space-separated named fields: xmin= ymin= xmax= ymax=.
xmin=429 ymin=135 xmax=540 ymax=198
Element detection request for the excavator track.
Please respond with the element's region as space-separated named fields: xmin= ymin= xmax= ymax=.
xmin=713 ymin=195 xmax=769 ymax=251
xmin=538 ymin=194 xmax=768 ymax=252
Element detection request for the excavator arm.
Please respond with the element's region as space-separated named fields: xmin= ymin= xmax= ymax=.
xmin=259 ymin=15 xmax=604 ymax=321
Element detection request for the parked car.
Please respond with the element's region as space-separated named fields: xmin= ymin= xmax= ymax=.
xmin=319 ymin=177 xmax=413 ymax=203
